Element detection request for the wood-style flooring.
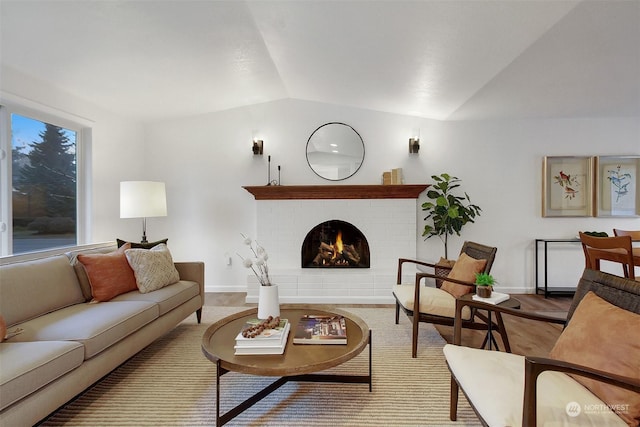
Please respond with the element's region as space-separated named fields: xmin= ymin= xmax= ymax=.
xmin=205 ymin=292 xmax=572 ymax=357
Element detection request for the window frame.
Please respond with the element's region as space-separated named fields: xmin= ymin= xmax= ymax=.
xmin=0 ymin=101 xmax=92 ymax=257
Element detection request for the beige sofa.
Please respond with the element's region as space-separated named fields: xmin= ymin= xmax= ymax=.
xmin=0 ymin=244 xmax=204 ymax=426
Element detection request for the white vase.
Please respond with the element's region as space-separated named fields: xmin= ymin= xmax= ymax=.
xmin=257 ymin=284 xmax=280 ymax=319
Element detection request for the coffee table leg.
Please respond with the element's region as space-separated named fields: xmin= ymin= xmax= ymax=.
xmin=214 ymin=330 xmax=373 ymax=425
xmin=216 ymin=359 xmax=221 ymax=427
xmin=369 ymin=329 xmax=372 ymax=392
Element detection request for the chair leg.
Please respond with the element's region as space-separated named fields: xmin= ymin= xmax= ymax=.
xmin=395 ymin=302 xmax=400 ymax=324
xmin=450 ymin=376 xmax=459 ymax=421
xmin=412 ymin=315 xmax=419 ymax=358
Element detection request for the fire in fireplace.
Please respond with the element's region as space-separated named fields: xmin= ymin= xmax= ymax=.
xmin=301 ymin=220 xmax=370 ymax=268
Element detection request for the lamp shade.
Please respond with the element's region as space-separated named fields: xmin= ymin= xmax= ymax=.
xmin=120 ymin=181 xmax=167 ymax=218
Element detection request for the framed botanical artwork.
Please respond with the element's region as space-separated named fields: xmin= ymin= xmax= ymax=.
xmin=594 ymin=155 xmax=640 ymax=217
xmin=542 ymin=156 xmax=593 ymax=217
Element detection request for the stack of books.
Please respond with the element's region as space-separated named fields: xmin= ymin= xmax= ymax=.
xmin=293 ymin=314 xmax=347 ymax=345
xmin=234 ymin=318 xmax=290 ymax=355
xmin=382 ymin=168 xmax=403 ymax=185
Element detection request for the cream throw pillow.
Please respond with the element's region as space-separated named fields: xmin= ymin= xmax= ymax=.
xmin=125 ymin=243 xmax=180 ymax=293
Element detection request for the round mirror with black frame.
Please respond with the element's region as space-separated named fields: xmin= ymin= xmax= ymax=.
xmin=305 ymin=122 xmax=365 ymax=181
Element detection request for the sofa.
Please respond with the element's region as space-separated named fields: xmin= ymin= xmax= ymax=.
xmin=444 ymin=269 xmax=640 ymax=426
xmin=0 ymin=242 xmax=204 ymax=426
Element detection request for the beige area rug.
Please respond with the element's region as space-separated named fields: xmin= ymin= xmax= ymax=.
xmin=41 ymin=306 xmax=481 ymax=426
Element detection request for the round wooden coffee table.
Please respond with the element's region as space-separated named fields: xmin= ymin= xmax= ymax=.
xmin=202 ymin=305 xmax=371 ymax=426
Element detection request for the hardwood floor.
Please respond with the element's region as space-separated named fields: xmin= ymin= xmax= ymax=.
xmin=204 ymin=292 xmax=573 ymax=358
xmin=434 ymin=294 xmax=572 ymax=357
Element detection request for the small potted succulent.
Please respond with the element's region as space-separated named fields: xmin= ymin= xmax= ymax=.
xmin=475 ymin=272 xmax=496 ymax=298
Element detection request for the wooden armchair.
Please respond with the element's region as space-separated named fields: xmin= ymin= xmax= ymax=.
xmin=445 ymin=269 xmax=640 ymax=426
xmin=579 ymin=231 xmax=636 ymax=280
xmin=613 ymin=228 xmax=640 ymax=239
xmin=392 ymin=241 xmax=498 ymax=358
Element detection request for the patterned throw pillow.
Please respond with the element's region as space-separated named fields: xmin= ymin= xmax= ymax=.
xmin=125 ymin=243 xmax=180 ymax=293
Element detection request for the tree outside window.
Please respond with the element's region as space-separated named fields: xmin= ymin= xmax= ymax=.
xmin=11 ymin=114 xmax=77 ymax=254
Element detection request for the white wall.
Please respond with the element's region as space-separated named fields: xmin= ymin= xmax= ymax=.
xmin=0 ymin=66 xmax=146 ymax=244
xmin=3 ymin=68 xmax=638 ymax=294
xmin=146 ymin=99 xmax=639 ymax=294
xmin=144 ymin=99 xmax=434 ymax=292
xmin=428 ymin=118 xmax=640 ymax=292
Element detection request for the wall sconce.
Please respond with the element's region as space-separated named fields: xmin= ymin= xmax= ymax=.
xmin=252 ymin=139 xmax=264 ymax=155
xmin=409 ymin=137 xmax=420 ymax=154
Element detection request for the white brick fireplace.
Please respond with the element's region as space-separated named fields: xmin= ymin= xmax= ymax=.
xmin=244 ymin=185 xmax=427 ymax=304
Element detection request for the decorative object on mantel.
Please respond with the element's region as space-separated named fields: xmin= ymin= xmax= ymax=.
xmin=238 ymin=234 xmax=280 ymax=319
xmin=422 ymin=173 xmax=481 ymax=258
xmin=265 ymin=155 xmax=281 ymax=186
xmin=243 ymin=184 xmax=428 ymax=200
xmin=382 ymin=168 xmax=403 ymax=185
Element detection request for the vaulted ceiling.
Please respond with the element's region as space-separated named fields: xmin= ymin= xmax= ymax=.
xmin=1 ymin=0 xmax=638 ymax=123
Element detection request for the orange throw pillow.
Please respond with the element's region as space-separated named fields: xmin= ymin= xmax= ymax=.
xmin=549 ymin=291 xmax=640 ymax=426
xmin=77 ymin=243 xmax=138 ymax=302
xmin=441 ymin=253 xmax=487 ymax=298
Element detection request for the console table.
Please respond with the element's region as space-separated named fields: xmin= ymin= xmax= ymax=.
xmin=534 ymin=238 xmax=581 ymax=298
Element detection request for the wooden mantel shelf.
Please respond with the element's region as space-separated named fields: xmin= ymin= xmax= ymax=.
xmin=242 ymin=184 xmax=429 ymax=200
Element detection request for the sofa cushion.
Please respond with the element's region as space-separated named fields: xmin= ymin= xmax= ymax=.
xmin=392 ymin=284 xmax=472 ymax=320
xmin=441 ymin=253 xmax=486 ymax=298
xmin=77 ymin=243 xmax=138 ymax=302
xmin=549 ymin=291 xmax=640 ymax=426
xmin=443 ymin=344 xmax=627 ymax=427
xmin=125 ymin=244 xmax=180 ymax=293
xmin=0 ymin=255 xmax=84 ymax=327
xmin=6 ymin=301 xmax=158 ymax=359
xmin=111 ymin=280 xmax=199 ymax=316
xmin=0 ymin=341 xmax=84 ymax=411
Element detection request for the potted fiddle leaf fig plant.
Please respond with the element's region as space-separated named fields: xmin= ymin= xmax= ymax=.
xmin=422 ymin=173 xmax=482 ymax=259
xmin=475 ymin=272 xmax=495 ymax=298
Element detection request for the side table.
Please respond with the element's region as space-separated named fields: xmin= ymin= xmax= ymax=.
xmin=456 ymin=294 xmax=520 ymax=352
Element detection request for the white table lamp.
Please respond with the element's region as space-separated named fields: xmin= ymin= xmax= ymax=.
xmin=120 ymin=181 xmax=167 ymax=244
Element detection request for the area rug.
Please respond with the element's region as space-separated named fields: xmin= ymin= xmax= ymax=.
xmin=41 ymin=306 xmax=481 ymax=426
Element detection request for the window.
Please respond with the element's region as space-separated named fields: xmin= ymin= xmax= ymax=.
xmin=1 ymin=104 xmax=90 ymax=256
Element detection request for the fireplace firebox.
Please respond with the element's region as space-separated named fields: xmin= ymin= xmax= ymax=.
xmin=301 ymin=220 xmax=370 ymax=268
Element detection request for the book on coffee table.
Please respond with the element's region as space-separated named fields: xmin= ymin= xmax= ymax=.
xmin=293 ymin=314 xmax=347 ymax=344
xmin=234 ymin=319 xmax=290 ymax=355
